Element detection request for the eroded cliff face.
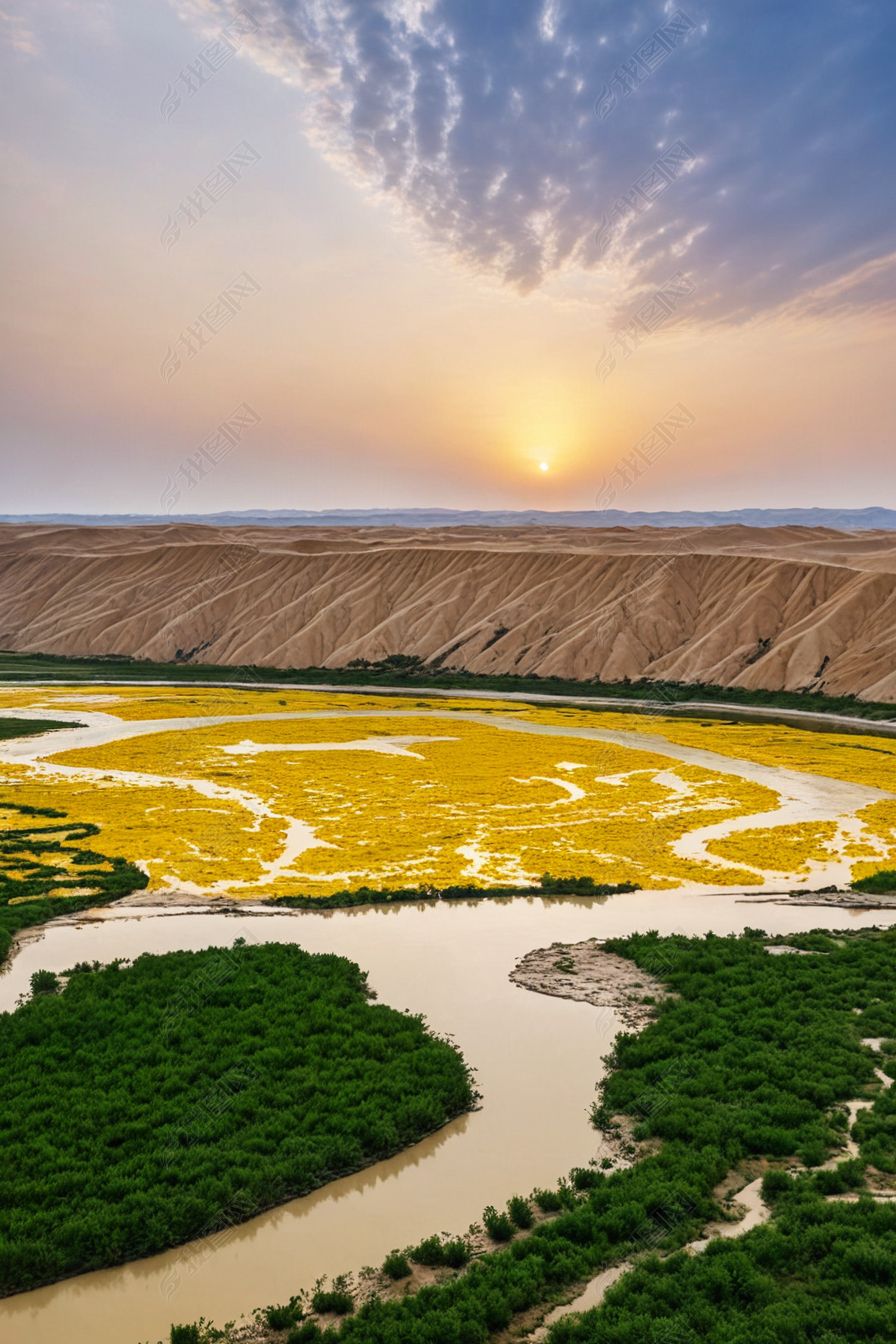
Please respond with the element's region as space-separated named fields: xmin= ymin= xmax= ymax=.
xmin=2 ymin=523 xmax=895 ymax=701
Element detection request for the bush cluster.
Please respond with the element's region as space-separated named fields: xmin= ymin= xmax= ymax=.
xmin=0 ymin=942 xmax=476 ymax=1294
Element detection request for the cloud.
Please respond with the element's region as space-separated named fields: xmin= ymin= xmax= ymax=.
xmin=0 ymin=4 xmax=41 ymax=56
xmin=176 ymin=0 xmax=896 ymax=322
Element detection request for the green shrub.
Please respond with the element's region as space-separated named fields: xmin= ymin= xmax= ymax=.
xmin=381 ymin=1250 xmax=411 ymax=1280
xmin=760 ymin=1169 xmax=793 ymax=1202
xmin=482 ymin=1205 xmax=515 ymax=1242
xmin=311 ymin=1286 xmax=354 ymax=1316
xmin=853 ymin=870 xmax=896 ymax=894
xmin=441 ymin=1238 xmax=471 ymax=1268
xmin=170 ymin=1326 xmax=202 ymax=1344
xmin=507 ymin=1195 xmax=533 ymax=1229
xmin=813 ymin=1162 xmax=866 ymax=1196
xmin=409 ymin=1233 xmax=470 ymax=1267
xmin=798 ymin=1139 xmax=828 ymax=1168
xmin=29 ymin=969 xmax=60 ymax=997
xmin=265 ymin=1298 xmax=303 ymax=1329
xmin=571 ymin=1166 xmax=602 ymax=1191
xmin=409 ymin=1234 xmax=446 ymax=1266
xmin=286 ymin=1326 xmax=322 ymax=1344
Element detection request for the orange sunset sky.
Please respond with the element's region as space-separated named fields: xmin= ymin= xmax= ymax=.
xmin=1 ymin=1 xmax=894 ymax=514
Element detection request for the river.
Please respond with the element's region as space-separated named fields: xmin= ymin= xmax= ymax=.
xmin=1 ymin=890 xmax=894 ymax=1344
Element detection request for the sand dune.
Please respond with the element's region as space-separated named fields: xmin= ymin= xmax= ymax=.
xmin=1 ymin=523 xmax=895 ymax=701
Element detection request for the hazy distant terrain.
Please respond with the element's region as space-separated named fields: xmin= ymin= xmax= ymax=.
xmin=2 ymin=523 xmax=895 ymax=701
xmin=3 ymin=508 xmax=896 ymax=530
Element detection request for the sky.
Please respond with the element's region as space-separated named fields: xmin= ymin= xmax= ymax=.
xmin=0 ymin=0 xmax=894 ymax=515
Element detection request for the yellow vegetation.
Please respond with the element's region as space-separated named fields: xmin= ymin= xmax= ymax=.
xmin=1 ymin=688 xmax=894 ymax=897
xmin=707 ymin=821 xmax=840 ymax=875
xmin=584 ymin=711 xmax=896 ymax=792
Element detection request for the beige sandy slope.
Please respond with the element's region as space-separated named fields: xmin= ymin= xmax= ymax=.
xmin=1 ymin=523 xmax=895 ymax=701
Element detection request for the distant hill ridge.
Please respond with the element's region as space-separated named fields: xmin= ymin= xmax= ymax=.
xmin=2 ymin=507 xmax=896 ymax=530
xmin=2 ymin=522 xmax=896 ymax=701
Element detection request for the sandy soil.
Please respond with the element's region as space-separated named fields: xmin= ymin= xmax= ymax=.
xmin=2 ymin=523 xmax=896 ymax=699
xmin=746 ymin=891 xmax=896 ymax=910
xmin=510 ymin=938 xmax=671 ymax=1030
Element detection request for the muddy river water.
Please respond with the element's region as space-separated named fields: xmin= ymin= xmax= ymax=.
xmin=2 ymin=891 xmax=895 ymax=1344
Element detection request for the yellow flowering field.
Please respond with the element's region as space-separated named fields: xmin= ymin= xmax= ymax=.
xmin=568 ymin=710 xmax=896 ymax=878
xmin=0 ymin=684 xmax=527 ymax=721
xmin=706 ymin=821 xmax=841 ymax=876
xmin=1 ymin=687 xmax=894 ymax=897
xmin=579 ymin=710 xmax=896 ymax=792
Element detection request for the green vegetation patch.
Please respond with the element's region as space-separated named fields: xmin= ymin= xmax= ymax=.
xmin=0 ymin=941 xmax=476 ymax=1294
xmin=854 ymin=870 xmax=896 ymax=895
xmin=2 ymin=650 xmax=895 ymax=723
xmin=270 ymin=876 xmax=639 ymax=911
xmin=0 ymin=799 xmax=148 ymax=967
xmin=549 ymin=1193 xmax=896 ymax=1343
xmin=196 ymin=929 xmax=896 ymax=1344
xmin=0 ymin=716 xmax=76 ymax=742
xmin=594 ymin=929 xmax=888 ymax=1164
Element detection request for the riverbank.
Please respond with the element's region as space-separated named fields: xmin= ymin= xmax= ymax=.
xmin=2 ymin=656 xmax=895 ymax=731
xmin=510 ymin=938 xmax=672 ymax=1031
xmin=4 ymin=906 xmax=896 ymax=1344
xmin=229 ymin=939 xmax=674 ymax=1343
xmin=742 ymin=889 xmax=896 ymax=910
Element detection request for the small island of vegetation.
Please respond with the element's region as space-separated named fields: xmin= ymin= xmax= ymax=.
xmin=0 ymin=941 xmax=476 ymax=1295
xmin=0 ymin=714 xmax=76 ymax=742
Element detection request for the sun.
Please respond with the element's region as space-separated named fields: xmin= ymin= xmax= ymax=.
xmin=538 ymin=461 xmax=550 ymax=473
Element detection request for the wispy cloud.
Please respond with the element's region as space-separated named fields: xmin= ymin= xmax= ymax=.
xmin=172 ymin=0 xmax=896 ymax=324
xmin=0 ymin=5 xmax=40 ymax=56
